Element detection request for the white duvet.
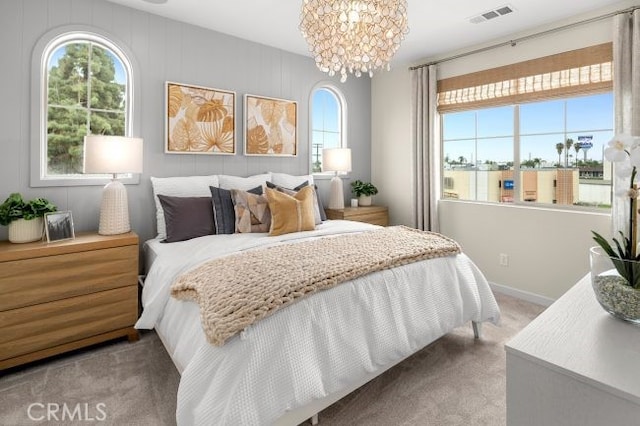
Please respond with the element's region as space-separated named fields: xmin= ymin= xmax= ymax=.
xmin=136 ymin=221 xmax=500 ymax=425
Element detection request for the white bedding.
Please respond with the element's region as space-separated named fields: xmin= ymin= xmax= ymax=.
xmin=136 ymin=220 xmax=501 ymax=425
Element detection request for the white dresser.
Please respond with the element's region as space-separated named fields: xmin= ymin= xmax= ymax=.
xmin=505 ymin=275 xmax=640 ymax=426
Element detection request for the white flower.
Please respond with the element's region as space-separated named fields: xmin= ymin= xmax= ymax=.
xmin=615 ymin=160 xmax=634 ymax=179
xmin=605 ymin=134 xmax=635 ymax=162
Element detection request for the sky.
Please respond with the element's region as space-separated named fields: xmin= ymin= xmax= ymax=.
xmin=442 ymin=92 xmax=613 ymax=166
xmin=311 ymin=88 xmax=341 ymax=164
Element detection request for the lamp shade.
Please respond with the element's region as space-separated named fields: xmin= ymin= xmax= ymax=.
xmin=322 ymin=148 xmax=352 ymax=173
xmin=84 ymin=135 xmax=143 ymax=174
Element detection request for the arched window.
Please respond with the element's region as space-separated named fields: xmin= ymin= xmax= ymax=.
xmin=31 ymin=28 xmax=136 ymax=186
xmin=310 ymin=85 xmax=346 ymax=173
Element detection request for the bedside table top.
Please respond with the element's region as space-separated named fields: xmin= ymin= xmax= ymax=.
xmin=0 ymin=232 xmax=138 ymax=262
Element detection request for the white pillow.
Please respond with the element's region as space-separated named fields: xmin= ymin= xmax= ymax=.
xmin=150 ymin=175 xmax=220 ymax=239
xmin=270 ymin=173 xmax=314 ymax=188
xmin=218 ymin=173 xmax=272 ymax=191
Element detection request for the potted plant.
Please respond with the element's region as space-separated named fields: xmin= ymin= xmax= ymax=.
xmin=591 ymin=134 xmax=640 ymax=324
xmin=351 ymin=180 xmax=378 ymax=206
xmin=0 ymin=193 xmax=57 ymax=243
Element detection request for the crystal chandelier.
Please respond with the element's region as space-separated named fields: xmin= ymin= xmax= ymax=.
xmin=299 ymin=0 xmax=409 ymax=82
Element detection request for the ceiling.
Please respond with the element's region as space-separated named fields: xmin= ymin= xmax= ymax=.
xmin=105 ymin=0 xmax=629 ymax=65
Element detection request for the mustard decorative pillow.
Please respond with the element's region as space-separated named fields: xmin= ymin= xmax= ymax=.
xmin=265 ymin=181 xmax=322 ymax=224
xmin=265 ymin=186 xmax=316 ymax=236
xmin=230 ymin=189 xmax=271 ymax=233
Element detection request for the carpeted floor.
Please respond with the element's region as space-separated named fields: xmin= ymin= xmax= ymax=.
xmin=0 ymin=292 xmax=545 ymax=426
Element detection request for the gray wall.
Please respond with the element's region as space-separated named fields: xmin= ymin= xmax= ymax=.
xmin=0 ymin=0 xmax=371 ymax=245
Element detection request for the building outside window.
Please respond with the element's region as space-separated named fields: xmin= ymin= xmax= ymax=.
xmin=310 ymin=86 xmax=345 ymax=173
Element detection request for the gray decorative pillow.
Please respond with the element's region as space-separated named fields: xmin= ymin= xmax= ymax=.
xmin=210 ymin=185 xmax=263 ymax=234
xmin=157 ymin=195 xmax=215 ymax=243
xmin=314 ymin=184 xmax=327 ymax=221
xmin=265 ymin=181 xmax=324 ymax=224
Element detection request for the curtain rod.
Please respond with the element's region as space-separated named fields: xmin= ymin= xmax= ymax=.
xmin=409 ymin=5 xmax=640 ymax=71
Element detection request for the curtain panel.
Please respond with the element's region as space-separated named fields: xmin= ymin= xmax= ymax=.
xmin=411 ymin=65 xmax=440 ymax=231
xmin=612 ymin=9 xmax=640 ymax=239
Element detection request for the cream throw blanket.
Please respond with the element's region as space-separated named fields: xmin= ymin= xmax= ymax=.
xmin=171 ymin=226 xmax=461 ymax=346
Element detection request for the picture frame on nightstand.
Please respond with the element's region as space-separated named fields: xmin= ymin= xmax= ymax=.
xmin=44 ymin=211 xmax=75 ymax=243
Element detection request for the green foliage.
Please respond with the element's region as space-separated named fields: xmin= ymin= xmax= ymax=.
xmin=592 ymin=231 xmax=640 ymax=289
xmin=0 ymin=193 xmax=57 ymax=226
xmin=47 ymin=42 xmax=126 ymax=174
xmin=351 ymin=180 xmax=378 ymax=197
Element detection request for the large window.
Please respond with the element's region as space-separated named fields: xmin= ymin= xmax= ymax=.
xmin=32 ymin=29 xmax=134 ymax=186
xmin=439 ymin=43 xmax=613 ymax=209
xmin=310 ymin=86 xmax=346 ymax=173
xmin=442 ymin=93 xmax=613 ymax=207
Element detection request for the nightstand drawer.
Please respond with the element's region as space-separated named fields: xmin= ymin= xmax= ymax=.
xmin=349 ymin=212 xmax=388 ymax=226
xmin=0 ymin=286 xmax=137 ymax=361
xmin=325 ymin=206 xmax=389 ymax=226
xmin=0 ymin=245 xmax=137 ymax=311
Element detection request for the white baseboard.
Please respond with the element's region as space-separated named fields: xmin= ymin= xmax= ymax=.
xmin=489 ymin=282 xmax=555 ymax=307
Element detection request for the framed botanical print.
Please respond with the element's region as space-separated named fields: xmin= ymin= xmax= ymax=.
xmin=244 ymin=94 xmax=297 ymax=156
xmin=165 ymin=81 xmax=236 ymax=155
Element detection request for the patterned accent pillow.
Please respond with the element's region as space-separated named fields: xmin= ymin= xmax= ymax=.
xmin=230 ymin=189 xmax=271 ymax=233
xmin=265 ymin=181 xmax=322 ymax=224
xmin=265 ymin=186 xmax=316 ymax=236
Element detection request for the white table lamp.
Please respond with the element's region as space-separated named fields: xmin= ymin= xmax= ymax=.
xmin=323 ymin=148 xmax=352 ymax=209
xmin=83 ymin=135 xmax=143 ymax=235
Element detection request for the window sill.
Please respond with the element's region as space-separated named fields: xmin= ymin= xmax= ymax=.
xmin=438 ymin=198 xmax=611 ymax=216
xmin=30 ymin=174 xmax=140 ymax=188
xmin=312 ymin=173 xmax=352 ymax=181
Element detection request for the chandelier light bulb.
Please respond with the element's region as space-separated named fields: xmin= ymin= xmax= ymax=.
xmin=299 ymin=0 xmax=409 ymax=82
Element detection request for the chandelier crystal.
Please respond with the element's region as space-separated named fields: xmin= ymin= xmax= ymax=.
xmin=299 ymin=0 xmax=409 ymax=82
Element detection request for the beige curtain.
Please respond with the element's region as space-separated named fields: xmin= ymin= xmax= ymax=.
xmin=612 ymin=9 xmax=640 ymax=238
xmin=411 ymin=65 xmax=440 ymax=231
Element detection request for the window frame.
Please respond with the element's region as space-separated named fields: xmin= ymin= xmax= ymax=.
xmin=30 ymin=25 xmax=140 ymax=187
xmin=440 ymin=91 xmax=613 ymax=211
xmin=309 ymin=83 xmax=348 ymax=177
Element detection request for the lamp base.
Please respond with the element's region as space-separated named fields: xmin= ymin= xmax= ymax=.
xmin=99 ymin=180 xmax=131 ymax=235
xmin=328 ymin=176 xmax=345 ymax=209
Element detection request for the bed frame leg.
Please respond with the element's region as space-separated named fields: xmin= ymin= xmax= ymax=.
xmin=472 ymin=321 xmax=482 ymax=339
xmin=310 ymin=413 xmax=319 ymax=425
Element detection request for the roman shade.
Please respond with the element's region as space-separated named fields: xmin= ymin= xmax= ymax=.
xmin=437 ymin=43 xmax=613 ymax=112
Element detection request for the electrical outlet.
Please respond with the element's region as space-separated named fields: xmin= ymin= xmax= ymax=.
xmin=499 ymin=253 xmax=509 ymax=267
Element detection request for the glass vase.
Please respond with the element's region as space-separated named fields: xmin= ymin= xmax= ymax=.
xmin=590 ymin=246 xmax=640 ymax=325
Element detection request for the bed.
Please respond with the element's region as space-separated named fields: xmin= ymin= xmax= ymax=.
xmin=135 ymin=173 xmax=501 ymax=426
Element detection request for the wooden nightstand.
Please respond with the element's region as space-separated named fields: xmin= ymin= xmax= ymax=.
xmin=0 ymin=232 xmax=139 ymax=370
xmin=325 ymin=205 xmax=389 ymax=226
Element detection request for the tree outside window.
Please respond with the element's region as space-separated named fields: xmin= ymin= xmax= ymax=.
xmin=46 ymin=40 xmax=127 ymax=176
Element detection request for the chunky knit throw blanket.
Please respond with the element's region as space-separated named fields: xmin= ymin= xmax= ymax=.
xmin=171 ymin=225 xmax=461 ymax=346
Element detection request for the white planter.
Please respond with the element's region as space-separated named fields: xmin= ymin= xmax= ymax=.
xmin=358 ymin=195 xmax=372 ymax=206
xmin=8 ymin=217 xmax=44 ymax=243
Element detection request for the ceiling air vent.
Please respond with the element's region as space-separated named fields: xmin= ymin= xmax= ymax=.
xmin=469 ymin=4 xmax=515 ymax=24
